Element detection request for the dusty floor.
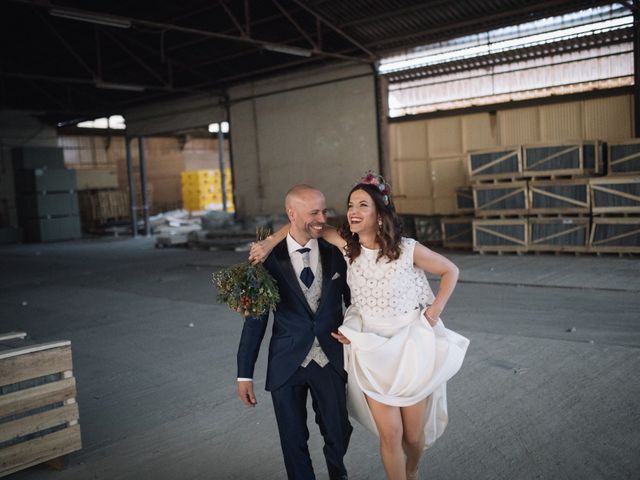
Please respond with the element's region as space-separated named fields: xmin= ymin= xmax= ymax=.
xmin=1 ymin=237 xmax=639 ymax=480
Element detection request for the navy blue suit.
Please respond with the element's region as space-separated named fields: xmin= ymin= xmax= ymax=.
xmin=237 ymin=238 xmax=352 ymax=479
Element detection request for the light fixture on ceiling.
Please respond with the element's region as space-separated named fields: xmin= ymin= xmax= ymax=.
xmin=262 ymin=43 xmax=312 ymax=57
xmin=50 ymin=7 xmax=132 ymax=29
xmin=95 ymin=81 xmax=145 ymax=92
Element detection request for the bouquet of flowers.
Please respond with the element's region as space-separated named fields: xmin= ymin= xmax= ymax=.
xmin=212 ymin=228 xmax=280 ymax=317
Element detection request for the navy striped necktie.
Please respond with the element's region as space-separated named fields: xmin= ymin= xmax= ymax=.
xmin=297 ymin=247 xmax=314 ymax=288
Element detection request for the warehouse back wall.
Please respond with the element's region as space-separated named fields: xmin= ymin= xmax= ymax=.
xmin=229 ymin=63 xmax=379 ymax=216
xmin=390 ymin=93 xmax=633 ymax=215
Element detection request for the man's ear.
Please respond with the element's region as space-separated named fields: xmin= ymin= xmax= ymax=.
xmin=286 ymin=208 xmax=295 ymax=223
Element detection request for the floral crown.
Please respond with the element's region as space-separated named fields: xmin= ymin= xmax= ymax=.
xmin=357 ymin=171 xmax=391 ymax=206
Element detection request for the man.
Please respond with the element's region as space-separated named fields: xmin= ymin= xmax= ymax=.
xmin=236 ymin=185 xmax=352 ymax=480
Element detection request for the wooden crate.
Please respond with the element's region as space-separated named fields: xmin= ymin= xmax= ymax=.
xmin=441 ymin=217 xmax=473 ymax=249
xmin=473 ymin=218 xmax=528 ymax=252
xmin=0 ymin=332 xmax=82 ymax=477
xmin=522 ymin=141 xmax=603 ymax=177
xmin=455 ymin=187 xmax=474 ymax=214
xmin=608 ymin=139 xmax=640 ymax=175
xmin=473 ymin=181 xmax=528 ymax=217
xmin=589 ymin=176 xmax=640 ymax=214
xmin=528 ymin=179 xmax=590 ymax=215
xmin=78 ymin=190 xmax=129 ymax=226
xmin=468 ymin=146 xmax=522 ymax=181
xmin=414 ymin=216 xmax=442 ymax=245
xmin=589 ymin=217 xmax=640 ymax=253
xmin=528 ymin=217 xmax=590 ymax=252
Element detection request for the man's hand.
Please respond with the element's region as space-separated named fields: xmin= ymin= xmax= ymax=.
xmin=331 ymin=331 xmax=351 ymax=345
xmin=237 ymin=380 xmax=257 ymax=407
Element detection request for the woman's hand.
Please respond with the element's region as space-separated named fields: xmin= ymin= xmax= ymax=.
xmin=424 ymin=307 xmax=440 ymax=327
xmin=249 ymin=239 xmax=273 ymax=264
xmin=331 ymin=331 xmax=351 ymax=345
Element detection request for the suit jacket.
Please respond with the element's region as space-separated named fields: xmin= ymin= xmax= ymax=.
xmin=237 ymin=238 xmax=350 ymax=391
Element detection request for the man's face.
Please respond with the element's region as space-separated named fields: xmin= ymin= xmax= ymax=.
xmin=288 ymin=190 xmax=327 ymax=243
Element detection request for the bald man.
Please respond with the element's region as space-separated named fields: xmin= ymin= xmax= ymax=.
xmin=236 ymin=185 xmax=352 ymax=479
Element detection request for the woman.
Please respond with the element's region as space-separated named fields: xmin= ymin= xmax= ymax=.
xmin=251 ymin=173 xmax=469 ymax=480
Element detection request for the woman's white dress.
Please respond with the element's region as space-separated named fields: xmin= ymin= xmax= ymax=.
xmin=338 ymin=238 xmax=469 ymax=448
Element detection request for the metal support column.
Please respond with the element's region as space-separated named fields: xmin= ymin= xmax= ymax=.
xmin=138 ymin=136 xmax=150 ymax=236
xmin=218 ymin=129 xmax=228 ymax=212
xmin=125 ymin=136 xmax=138 ymax=237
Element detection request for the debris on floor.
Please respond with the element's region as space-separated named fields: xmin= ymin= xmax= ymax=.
xmin=152 ymin=210 xmax=289 ymax=250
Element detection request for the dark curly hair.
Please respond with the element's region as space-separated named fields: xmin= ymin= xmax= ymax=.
xmin=340 ymin=183 xmax=403 ymax=264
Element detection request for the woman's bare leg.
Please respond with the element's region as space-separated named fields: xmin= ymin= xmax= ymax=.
xmin=400 ymin=399 xmax=428 ymax=477
xmin=366 ymin=395 xmax=406 ymax=479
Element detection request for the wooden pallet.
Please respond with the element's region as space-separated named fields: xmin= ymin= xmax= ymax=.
xmin=0 ymin=333 xmax=82 ymax=477
xmin=441 ymin=217 xmax=473 ymax=249
xmin=608 ymin=139 xmax=640 ymax=176
xmin=473 ymin=181 xmax=529 ymax=217
xmin=78 ymin=189 xmax=129 ymax=226
xmin=589 ymin=217 xmax=640 ymax=253
xmin=528 ymin=178 xmax=591 ymax=215
xmin=589 ymin=176 xmax=640 ymax=214
xmin=473 ymin=218 xmax=528 ymax=252
xmin=468 ymin=146 xmax=522 ymax=182
xmin=522 ymin=141 xmax=603 ymax=177
xmin=528 ymin=217 xmax=590 ymax=252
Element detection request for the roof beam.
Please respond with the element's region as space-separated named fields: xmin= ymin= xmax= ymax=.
xmin=100 ymin=29 xmax=169 ymax=86
xmin=291 ymin=0 xmax=376 ymax=60
xmin=272 ymin=0 xmax=317 ymax=49
xmin=219 ymin=0 xmax=246 ymax=37
xmin=33 ymin=8 xmax=97 ymax=78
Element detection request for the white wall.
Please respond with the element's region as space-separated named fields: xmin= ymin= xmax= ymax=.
xmin=229 ymin=63 xmax=379 ymax=216
xmin=124 ymin=93 xmax=226 ymax=137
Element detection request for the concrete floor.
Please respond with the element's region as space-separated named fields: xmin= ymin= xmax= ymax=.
xmin=1 ymin=238 xmax=639 ymax=480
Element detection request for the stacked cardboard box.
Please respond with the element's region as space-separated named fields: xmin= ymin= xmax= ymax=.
xmin=181 ymin=169 xmax=234 ymax=212
xmin=12 ymin=147 xmax=81 ymax=242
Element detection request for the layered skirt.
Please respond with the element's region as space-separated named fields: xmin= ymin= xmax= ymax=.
xmin=338 ymin=305 xmax=469 ymax=448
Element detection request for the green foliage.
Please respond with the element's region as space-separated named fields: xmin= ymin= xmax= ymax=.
xmin=212 ymin=262 xmax=280 ymax=317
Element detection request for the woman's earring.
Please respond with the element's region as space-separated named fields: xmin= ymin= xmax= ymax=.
xmin=377 ymin=218 xmax=383 ymax=232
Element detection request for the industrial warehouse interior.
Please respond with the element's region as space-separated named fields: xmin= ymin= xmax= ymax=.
xmin=0 ymin=1 xmax=639 ymax=479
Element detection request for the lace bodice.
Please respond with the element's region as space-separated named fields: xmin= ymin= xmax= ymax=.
xmin=345 ymin=237 xmax=435 ymax=322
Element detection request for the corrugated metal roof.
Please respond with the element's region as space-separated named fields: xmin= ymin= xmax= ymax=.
xmin=0 ymin=0 xmax=623 ymax=123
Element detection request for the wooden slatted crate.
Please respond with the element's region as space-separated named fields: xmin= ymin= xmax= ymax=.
xmin=473 ymin=181 xmax=528 ymax=217
xmin=0 ymin=332 xmax=82 ymax=477
xmin=528 ymin=179 xmax=590 ymax=215
xmin=455 ymin=187 xmax=474 ymax=214
xmin=589 ymin=217 xmax=640 ymax=253
xmin=522 ymin=141 xmax=603 ymax=177
xmin=78 ymin=190 xmax=129 ymax=227
xmin=473 ymin=218 xmax=528 ymax=253
xmin=589 ymin=176 xmax=640 ymax=214
xmin=468 ymin=146 xmax=522 ymax=181
xmin=608 ymin=139 xmax=640 ymax=175
xmin=528 ymin=217 xmax=590 ymax=252
xmin=441 ymin=217 xmax=473 ymax=249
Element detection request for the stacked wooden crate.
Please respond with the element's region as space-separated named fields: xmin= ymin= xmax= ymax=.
xmin=439 ymin=140 xmax=631 ymax=253
xmin=589 ymin=140 xmax=640 ymax=253
xmin=0 ymin=332 xmax=82 ymax=477
xmin=523 ymin=142 xmax=601 ymax=253
xmin=181 ymin=168 xmax=234 ymax=212
xmin=12 ymin=147 xmax=81 ymax=242
xmin=74 ymin=167 xmax=128 ymax=230
xmin=440 ymin=187 xmax=473 ymax=249
xmin=469 ymin=145 xmax=529 ymax=253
